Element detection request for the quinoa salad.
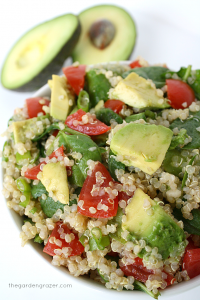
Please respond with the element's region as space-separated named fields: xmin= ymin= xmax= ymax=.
xmin=2 ymin=58 xmax=200 ymax=298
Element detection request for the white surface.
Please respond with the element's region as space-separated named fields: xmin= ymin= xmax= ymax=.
xmin=0 ymin=1 xmax=200 ymax=300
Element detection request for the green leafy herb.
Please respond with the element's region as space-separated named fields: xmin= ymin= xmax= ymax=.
xmin=122 ymin=66 xmax=168 ymax=88
xmin=31 ymin=181 xmax=48 ymax=198
xmin=96 ymin=108 xmax=123 ymax=125
xmin=169 ymin=129 xmax=189 ymax=150
xmin=34 ymin=234 xmax=43 ymax=244
xmin=173 ymin=208 xmax=200 ymax=235
xmin=40 ymin=196 xmax=66 ymax=218
xmin=108 ymin=150 xmax=125 ymax=181
xmin=134 ymin=280 xmax=160 ymax=299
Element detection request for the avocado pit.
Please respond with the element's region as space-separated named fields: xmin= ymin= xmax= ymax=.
xmin=89 ymin=19 xmax=116 ymax=49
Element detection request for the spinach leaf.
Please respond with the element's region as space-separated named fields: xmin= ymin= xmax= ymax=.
xmin=169 ymin=129 xmax=189 ymax=150
xmin=96 ymin=108 xmax=123 ymax=125
xmin=40 ymin=196 xmax=66 ymax=218
xmin=31 ymin=181 xmax=48 ymax=198
xmin=122 ymin=66 xmax=168 ymax=88
xmin=32 ymin=124 xmax=61 ymax=142
xmin=173 ymin=208 xmax=200 ymax=235
xmin=162 ymin=149 xmax=187 ymax=177
xmin=108 ymin=150 xmax=125 ymax=181
xmin=85 ymin=70 xmax=111 ymax=107
xmin=56 ymin=132 xmax=102 ymax=186
xmin=170 ymin=110 xmax=200 ymax=149
xmin=91 ymin=133 xmax=108 ymax=147
xmin=125 ymin=112 xmax=146 ymax=123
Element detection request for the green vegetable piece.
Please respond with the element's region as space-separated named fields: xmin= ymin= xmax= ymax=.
xmin=108 ymin=150 xmax=125 ymax=181
xmin=19 ymin=192 xmax=31 ymax=208
xmin=96 ymin=108 xmax=123 ymax=125
xmin=134 ymin=280 xmax=160 ymax=299
xmin=170 ymin=110 xmax=200 ymax=149
xmin=91 ymin=227 xmax=102 ymax=243
xmin=31 ymin=181 xmax=48 ymax=198
xmin=182 ymin=154 xmax=197 ymax=188
xmin=190 ymin=69 xmax=200 ymax=100
xmin=162 ymin=149 xmax=186 ymax=177
xmin=32 ymin=124 xmax=61 ymax=142
xmin=29 ymin=207 xmax=37 ymax=214
xmin=16 ymin=151 xmax=31 ymax=163
xmin=108 ymin=207 xmax=126 ymax=244
xmin=173 ymin=208 xmax=200 ymax=236
xmin=91 ymin=132 xmax=108 ymax=147
xmin=85 ymin=70 xmax=111 ymax=107
xmin=77 ymin=90 xmax=90 ymax=112
xmin=79 ymin=234 xmax=88 ymax=247
xmin=122 ymin=66 xmax=168 ymax=88
xmin=89 ymin=235 xmax=110 ymax=251
xmin=145 ymin=110 xmax=156 ymax=119
xmin=56 ymin=132 xmax=102 ymax=186
xmin=125 ymin=112 xmax=146 ymax=123
xmin=2 ymin=141 xmax=9 ymax=162
xmin=23 ymin=217 xmax=35 ymax=225
xmin=34 ymin=234 xmax=43 ymax=244
xmin=16 ymin=177 xmax=31 ymax=193
xmin=40 ymin=196 xmax=66 ymax=218
xmin=169 ymin=129 xmax=189 ymax=150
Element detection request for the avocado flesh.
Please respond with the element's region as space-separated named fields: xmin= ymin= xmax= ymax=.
xmin=72 ymin=5 xmax=136 ymax=64
xmin=48 ymin=75 xmax=75 ymax=120
xmin=110 ymin=72 xmax=170 ymax=109
xmin=1 ymin=14 xmax=80 ymax=91
xmin=110 ymin=123 xmax=173 ymax=175
xmin=40 ymin=162 xmax=69 ymax=204
xmin=122 ymin=189 xmax=186 ymax=259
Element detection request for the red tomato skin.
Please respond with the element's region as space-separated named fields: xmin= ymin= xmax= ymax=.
xmin=65 ymin=109 xmax=111 ymax=136
xmin=183 ymin=248 xmax=200 ymax=279
xmin=43 ymin=222 xmax=84 ymax=257
xmin=118 ymin=190 xmax=133 ymax=203
xmin=120 ymin=257 xmax=154 ymax=282
xmin=63 ymin=65 xmax=86 ymax=95
xmin=26 ymin=97 xmax=50 ymax=118
xmin=185 ymin=237 xmax=199 ymax=252
xmin=77 ymin=162 xmax=118 ymax=218
xmin=24 ymin=146 xmax=65 ymax=180
xmin=129 ymin=60 xmax=142 ymax=68
xmin=104 ymin=100 xmax=124 ymax=114
xmin=166 ymin=79 xmax=195 ymax=109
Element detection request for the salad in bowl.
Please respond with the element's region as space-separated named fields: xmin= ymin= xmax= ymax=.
xmin=2 ymin=58 xmax=200 ymax=298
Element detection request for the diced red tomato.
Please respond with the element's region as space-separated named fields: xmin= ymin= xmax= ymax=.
xmin=63 ymin=65 xmax=86 ymax=96
xmin=182 ymin=248 xmax=200 ymax=279
xmin=104 ymin=99 xmax=124 ymax=114
xmin=107 ymin=251 xmax=119 ymax=257
xmin=52 ymin=130 xmax=59 ymax=137
xmin=166 ymin=79 xmax=195 ymax=109
xmin=120 ymin=257 xmax=175 ymax=286
xmin=65 ymin=109 xmax=111 ymax=136
xmin=129 ymin=60 xmax=142 ymax=68
xmin=24 ymin=146 xmax=66 ymax=180
xmin=43 ymin=221 xmax=84 ymax=257
xmin=26 ymin=97 xmax=50 ymax=119
xmin=120 ymin=257 xmax=154 ymax=282
xmin=77 ymin=162 xmax=118 ymax=218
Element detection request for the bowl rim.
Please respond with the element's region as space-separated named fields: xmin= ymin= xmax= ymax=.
xmin=2 ymin=60 xmax=200 ymax=298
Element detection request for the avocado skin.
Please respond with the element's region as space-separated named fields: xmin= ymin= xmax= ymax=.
xmin=6 ymin=21 xmax=81 ymax=92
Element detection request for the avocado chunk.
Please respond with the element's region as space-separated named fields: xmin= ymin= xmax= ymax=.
xmin=40 ymin=162 xmax=69 ymax=204
xmin=122 ymin=188 xmax=186 ymax=259
xmin=13 ymin=118 xmax=38 ymax=143
xmin=110 ymin=123 xmax=173 ymax=175
xmin=1 ymin=14 xmax=81 ymax=91
xmin=72 ymin=5 xmax=136 ymax=64
xmin=110 ymin=73 xmax=170 ymax=110
xmin=48 ymin=75 xmax=75 ymax=120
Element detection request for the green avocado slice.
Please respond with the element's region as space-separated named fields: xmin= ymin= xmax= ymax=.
xmin=72 ymin=5 xmax=136 ymax=64
xmin=1 ymin=14 xmax=80 ymax=91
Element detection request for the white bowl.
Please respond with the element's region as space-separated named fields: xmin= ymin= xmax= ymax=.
xmin=2 ymin=61 xmax=200 ymax=299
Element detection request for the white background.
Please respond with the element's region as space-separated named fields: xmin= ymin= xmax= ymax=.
xmin=0 ymin=1 xmax=200 ymax=300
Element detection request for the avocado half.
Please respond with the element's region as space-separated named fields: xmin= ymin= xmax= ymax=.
xmin=1 ymin=14 xmax=81 ymax=91
xmin=72 ymin=5 xmax=136 ymax=64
